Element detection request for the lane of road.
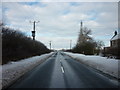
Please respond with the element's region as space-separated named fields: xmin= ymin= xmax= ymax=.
xmin=61 ymin=53 xmax=118 ymax=88
xmin=9 ymin=53 xmax=57 ymax=88
xmin=9 ymin=52 xmax=118 ymax=88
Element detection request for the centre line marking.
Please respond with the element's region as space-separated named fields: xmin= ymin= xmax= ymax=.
xmin=61 ymin=66 xmax=65 ymax=73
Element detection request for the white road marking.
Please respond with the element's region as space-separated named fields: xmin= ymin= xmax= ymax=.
xmin=61 ymin=66 xmax=65 ymax=73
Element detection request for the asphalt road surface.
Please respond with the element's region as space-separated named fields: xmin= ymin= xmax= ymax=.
xmin=9 ymin=52 xmax=118 ymax=88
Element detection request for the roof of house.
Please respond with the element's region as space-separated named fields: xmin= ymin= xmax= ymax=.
xmin=111 ymin=33 xmax=120 ymax=41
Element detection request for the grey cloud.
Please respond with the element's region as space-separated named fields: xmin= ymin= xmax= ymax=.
xmin=2 ymin=2 xmax=118 ymax=49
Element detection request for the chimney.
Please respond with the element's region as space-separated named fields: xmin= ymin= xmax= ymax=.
xmin=114 ymin=31 xmax=117 ymax=36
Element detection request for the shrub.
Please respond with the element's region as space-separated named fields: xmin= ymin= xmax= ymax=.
xmin=2 ymin=27 xmax=50 ymax=64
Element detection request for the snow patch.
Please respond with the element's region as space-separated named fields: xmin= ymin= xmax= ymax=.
xmin=64 ymin=52 xmax=120 ymax=79
xmin=1 ymin=52 xmax=54 ymax=89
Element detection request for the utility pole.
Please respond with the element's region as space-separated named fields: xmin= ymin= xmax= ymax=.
xmin=49 ymin=41 xmax=52 ymax=50
xmin=77 ymin=21 xmax=83 ymax=45
xmin=30 ymin=21 xmax=40 ymax=40
xmin=80 ymin=21 xmax=83 ymax=37
xmin=70 ymin=40 xmax=72 ymax=50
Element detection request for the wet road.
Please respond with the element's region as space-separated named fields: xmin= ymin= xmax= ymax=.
xmin=9 ymin=52 xmax=118 ymax=88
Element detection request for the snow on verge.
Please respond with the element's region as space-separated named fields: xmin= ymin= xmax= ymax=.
xmin=64 ymin=52 xmax=120 ymax=79
xmin=0 ymin=52 xmax=54 ymax=89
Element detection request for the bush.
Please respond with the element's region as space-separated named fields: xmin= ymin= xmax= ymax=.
xmin=72 ymin=41 xmax=96 ymax=55
xmin=2 ymin=27 xmax=50 ymax=64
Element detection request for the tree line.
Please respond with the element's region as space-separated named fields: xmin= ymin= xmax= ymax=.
xmin=1 ymin=23 xmax=51 ymax=64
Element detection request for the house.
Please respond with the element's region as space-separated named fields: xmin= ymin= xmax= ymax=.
xmin=110 ymin=31 xmax=120 ymax=48
xmin=103 ymin=31 xmax=120 ymax=59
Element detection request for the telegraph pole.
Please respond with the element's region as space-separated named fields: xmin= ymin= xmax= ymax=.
xmin=49 ymin=41 xmax=52 ymax=50
xmin=30 ymin=21 xmax=40 ymax=40
xmin=70 ymin=40 xmax=72 ymax=50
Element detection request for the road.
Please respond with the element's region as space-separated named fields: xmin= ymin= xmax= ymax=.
xmin=9 ymin=52 xmax=118 ymax=88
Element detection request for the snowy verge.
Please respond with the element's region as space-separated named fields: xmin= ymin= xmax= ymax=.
xmin=64 ymin=52 xmax=120 ymax=79
xmin=1 ymin=52 xmax=54 ymax=89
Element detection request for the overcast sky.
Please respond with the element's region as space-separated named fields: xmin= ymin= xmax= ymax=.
xmin=1 ymin=1 xmax=119 ymax=50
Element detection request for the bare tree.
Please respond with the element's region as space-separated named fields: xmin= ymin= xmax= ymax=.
xmin=74 ymin=25 xmax=96 ymax=54
xmin=96 ymin=40 xmax=105 ymax=50
xmin=77 ymin=26 xmax=92 ymax=45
